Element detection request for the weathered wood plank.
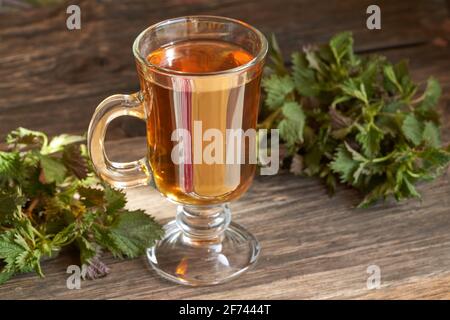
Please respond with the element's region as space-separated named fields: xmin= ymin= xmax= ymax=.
xmin=1 ymin=133 xmax=449 ymax=299
xmin=1 ymin=0 xmax=448 ymax=139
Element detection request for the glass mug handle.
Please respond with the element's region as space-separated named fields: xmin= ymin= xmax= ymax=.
xmin=87 ymin=92 xmax=152 ymax=188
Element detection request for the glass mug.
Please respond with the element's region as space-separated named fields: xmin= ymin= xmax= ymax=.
xmin=88 ymin=16 xmax=268 ymax=285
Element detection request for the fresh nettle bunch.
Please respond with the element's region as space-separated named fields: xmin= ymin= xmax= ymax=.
xmin=0 ymin=128 xmax=163 ymax=284
xmin=260 ymin=32 xmax=450 ymax=207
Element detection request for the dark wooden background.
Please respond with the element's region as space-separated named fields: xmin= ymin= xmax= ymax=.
xmin=0 ymin=0 xmax=450 ymax=299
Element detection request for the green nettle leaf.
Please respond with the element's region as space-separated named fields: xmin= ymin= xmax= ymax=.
xmin=401 ymin=176 xmax=421 ymax=199
xmin=282 ymin=101 xmax=305 ymax=124
xmin=6 ymin=127 xmax=48 ymax=149
xmin=419 ymin=147 xmax=450 ymax=170
xmin=0 ymin=232 xmax=26 ymax=267
xmin=278 ymin=101 xmax=306 ymax=151
xmin=418 ymin=77 xmax=441 ymax=111
xmin=62 ymin=144 xmax=89 ymax=180
xmin=39 ymin=154 xmax=67 ymax=184
xmin=358 ymin=182 xmax=391 ymax=208
xmin=93 ymin=210 xmax=163 ymax=259
xmin=51 ymin=224 xmax=76 ymax=247
xmin=278 ymin=120 xmax=301 ymax=152
xmin=108 ymin=210 xmax=163 ymax=258
xmin=340 ymin=79 xmax=369 ymax=105
xmin=292 ymin=52 xmax=320 ymax=96
xmin=0 ymin=271 xmax=14 ymax=285
xmin=78 ymin=186 xmax=104 ymax=207
xmin=401 ymin=114 xmax=423 ymax=146
xmin=329 ymin=31 xmax=353 ymax=65
xmin=42 ymin=134 xmax=85 ymax=155
xmin=330 ymin=146 xmax=359 ymax=183
xmin=104 ymin=187 xmax=127 ymax=213
xmin=0 ymin=151 xmax=23 ymax=185
xmin=422 ymin=121 xmax=441 ymax=147
xmin=304 ymin=49 xmax=326 ymax=75
xmin=0 ymin=192 xmax=25 ymax=223
xmin=262 ymin=32 xmax=448 ymax=207
xmin=76 ymin=236 xmax=97 ymax=265
xmin=383 ymin=64 xmax=403 ymax=93
xmin=268 ymin=33 xmax=288 ymax=76
xmin=356 ymin=125 xmax=384 ymax=158
xmin=262 ymin=74 xmax=294 ymax=109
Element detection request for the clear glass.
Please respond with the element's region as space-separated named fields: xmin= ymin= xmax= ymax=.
xmin=87 ymin=16 xmax=267 ymax=286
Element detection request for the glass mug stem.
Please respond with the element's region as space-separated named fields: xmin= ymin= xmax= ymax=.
xmin=177 ymin=204 xmax=231 ymax=244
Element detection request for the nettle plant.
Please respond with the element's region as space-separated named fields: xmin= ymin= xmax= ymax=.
xmin=0 ymin=128 xmax=163 ymax=284
xmin=260 ymin=32 xmax=450 ymax=207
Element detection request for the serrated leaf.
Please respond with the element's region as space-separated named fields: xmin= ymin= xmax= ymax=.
xmin=344 ymin=142 xmax=367 ymax=162
xmin=282 ymin=101 xmax=305 ymax=123
xmin=356 ymin=125 xmax=384 ymax=158
xmin=0 ymin=271 xmax=14 ymax=285
xmin=422 ymin=121 xmax=441 ymax=147
xmin=278 ymin=120 xmax=301 ymax=153
xmin=304 ymin=48 xmax=326 ymax=75
xmin=62 ymin=144 xmax=88 ymax=180
xmin=39 ymin=154 xmax=67 ymax=184
xmin=0 ymin=151 xmax=23 ymax=186
xmin=42 ymin=134 xmax=85 ymax=155
xmin=93 ymin=210 xmax=163 ymax=259
xmin=77 ymin=237 xmax=97 ymax=265
xmin=383 ymin=64 xmax=402 ymax=93
xmin=262 ymin=75 xmax=294 ymax=109
xmin=330 ymin=146 xmax=359 ymax=183
xmin=268 ymin=33 xmax=288 ymax=76
xmin=0 ymin=231 xmax=27 ymax=270
xmin=291 ymin=52 xmax=321 ymax=96
xmin=329 ymin=32 xmax=353 ymax=65
xmin=402 ymin=114 xmax=423 ymax=146
xmin=419 ymin=147 xmax=450 ymax=169
xmin=357 ymin=183 xmax=391 ymax=208
xmin=6 ymin=127 xmax=47 ymax=149
xmin=104 ymin=187 xmax=126 ymax=213
xmin=340 ymin=79 xmax=368 ymax=105
xmin=107 ymin=210 xmax=163 ymax=258
xmin=78 ymin=186 xmax=104 ymax=207
xmin=51 ymin=224 xmax=76 ymax=247
xmin=402 ymin=176 xmax=421 ymax=199
xmin=0 ymin=192 xmax=25 ymax=223
xmin=418 ymin=77 xmax=441 ymax=111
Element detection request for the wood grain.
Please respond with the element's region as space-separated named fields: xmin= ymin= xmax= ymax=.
xmin=0 ymin=0 xmax=448 ymax=139
xmin=1 ymin=134 xmax=450 ymax=299
xmin=0 ymin=0 xmax=450 ymax=300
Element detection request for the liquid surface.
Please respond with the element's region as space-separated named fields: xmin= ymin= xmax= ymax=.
xmin=140 ymin=40 xmax=262 ymax=205
xmin=147 ymin=40 xmax=254 ymax=73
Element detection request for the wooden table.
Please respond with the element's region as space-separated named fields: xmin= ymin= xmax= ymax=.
xmin=1 ymin=0 xmax=450 ymax=299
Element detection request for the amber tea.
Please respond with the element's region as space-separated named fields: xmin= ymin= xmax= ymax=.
xmin=138 ymin=40 xmax=263 ymax=205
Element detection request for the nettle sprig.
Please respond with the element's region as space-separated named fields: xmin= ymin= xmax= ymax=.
xmin=0 ymin=128 xmax=163 ymax=284
xmin=261 ymin=32 xmax=450 ymax=207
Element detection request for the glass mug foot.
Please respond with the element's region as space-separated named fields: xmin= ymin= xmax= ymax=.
xmin=147 ymin=204 xmax=260 ymax=286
